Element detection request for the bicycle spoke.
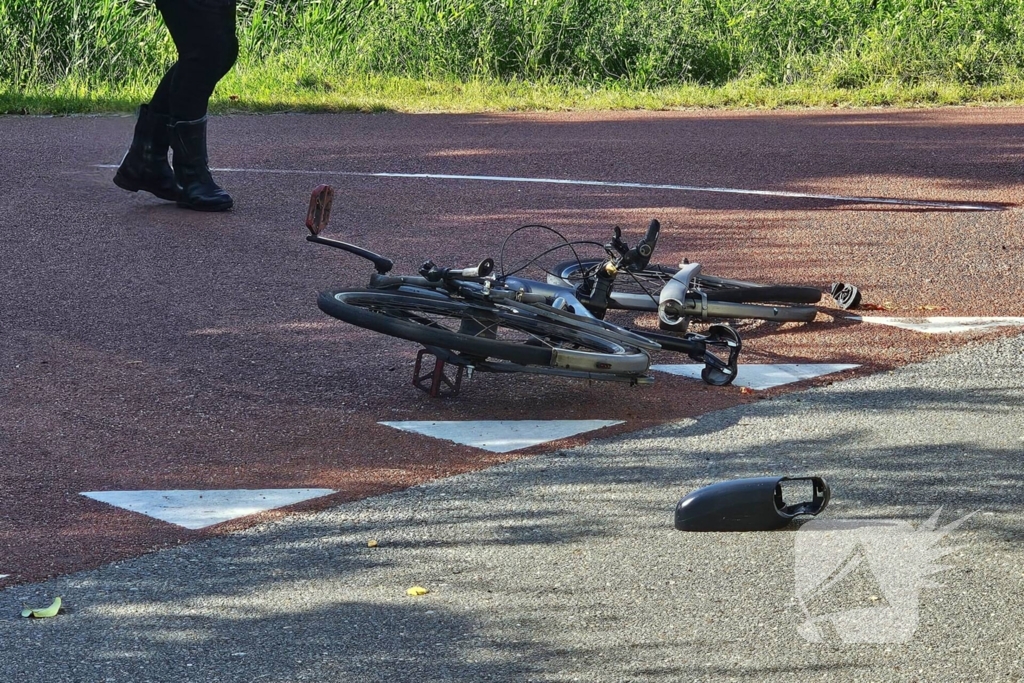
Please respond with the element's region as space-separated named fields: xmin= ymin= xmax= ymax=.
xmin=364 ymin=298 xmax=594 ymax=352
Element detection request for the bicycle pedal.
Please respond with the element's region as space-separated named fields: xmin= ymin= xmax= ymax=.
xmin=305 ymin=184 xmax=334 ymax=235
xmin=830 ymin=282 xmax=862 ymax=310
xmin=413 ymin=348 xmax=464 ymax=398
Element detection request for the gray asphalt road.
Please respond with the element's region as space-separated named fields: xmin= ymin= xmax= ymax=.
xmin=2 ymin=332 xmax=1021 ymax=682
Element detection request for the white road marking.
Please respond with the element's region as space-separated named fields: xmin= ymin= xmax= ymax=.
xmin=849 ymin=316 xmax=1024 ymax=334
xmin=0 ymin=575 xmax=8 ymax=580
xmin=652 ymin=363 xmax=860 ymax=390
xmin=380 ymin=419 xmax=624 ymax=453
xmin=94 ymin=164 xmax=999 ymax=211
xmin=80 ymin=489 xmax=336 ymax=530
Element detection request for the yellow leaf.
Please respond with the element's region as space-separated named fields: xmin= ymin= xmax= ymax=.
xmin=406 ymin=586 xmax=429 ymax=596
xmin=367 ymin=539 xmax=378 ymax=548
xmin=21 ymin=596 xmax=61 ymax=618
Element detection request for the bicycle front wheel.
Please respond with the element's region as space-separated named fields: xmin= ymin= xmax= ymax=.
xmin=551 ymin=259 xmax=821 ymax=301
xmin=318 ymin=288 xmax=651 ymax=375
xmin=549 ymin=259 xmax=821 ymax=322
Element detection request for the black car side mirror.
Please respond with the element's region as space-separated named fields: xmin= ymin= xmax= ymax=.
xmin=675 ymin=476 xmax=830 ymax=531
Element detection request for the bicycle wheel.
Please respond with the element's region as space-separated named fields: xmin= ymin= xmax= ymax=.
xmin=551 ymin=259 xmax=822 ymax=302
xmin=318 ymin=288 xmax=651 ymax=375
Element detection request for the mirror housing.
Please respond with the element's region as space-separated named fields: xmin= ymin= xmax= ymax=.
xmin=675 ymin=476 xmax=830 ymax=531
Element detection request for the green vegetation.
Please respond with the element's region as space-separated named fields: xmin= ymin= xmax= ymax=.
xmin=2 ymin=0 xmax=1023 ymax=113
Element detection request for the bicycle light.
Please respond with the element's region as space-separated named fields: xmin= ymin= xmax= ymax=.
xmin=675 ymin=476 xmax=830 ymax=531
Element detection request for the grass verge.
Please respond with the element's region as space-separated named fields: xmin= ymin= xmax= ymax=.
xmin=4 ymin=0 xmax=1023 ymax=114
xmin=5 ymin=74 xmax=1024 ymax=116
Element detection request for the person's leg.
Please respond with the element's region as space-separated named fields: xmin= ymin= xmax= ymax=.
xmin=157 ymin=0 xmax=238 ymax=211
xmin=147 ymin=64 xmax=176 ymax=119
xmin=155 ymin=0 xmax=238 ymax=121
xmin=116 ymin=0 xmax=237 ymax=210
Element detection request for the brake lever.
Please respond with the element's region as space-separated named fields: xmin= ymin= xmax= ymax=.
xmin=607 ymin=226 xmax=629 ymax=255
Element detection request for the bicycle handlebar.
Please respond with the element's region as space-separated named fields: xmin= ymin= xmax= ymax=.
xmin=420 ymin=258 xmax=495 ymax=283
xmin=307 ymin=235 xmax=394 ymax=274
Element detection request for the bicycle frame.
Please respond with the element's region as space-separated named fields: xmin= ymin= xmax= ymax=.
xmin=501 ymin=276 xmax=606 ymax=321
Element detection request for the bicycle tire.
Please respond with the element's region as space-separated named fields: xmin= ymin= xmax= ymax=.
xmin=698 ymin=285 xmax=822 ymax=305
xmin=318 ymin=288 xmax=651 ymax=375
xmin=550 ymin=259 xmax=822 ymax=302
xmin=549 ymin=258 xmax=822 ymax=320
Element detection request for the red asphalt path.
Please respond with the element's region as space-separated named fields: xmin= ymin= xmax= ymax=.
xmin=1 ymin=107 xmax=1022 ymax=585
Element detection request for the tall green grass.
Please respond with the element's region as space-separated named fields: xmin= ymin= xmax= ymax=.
xmin=2 ymin=0 xmax=1023 ymax=111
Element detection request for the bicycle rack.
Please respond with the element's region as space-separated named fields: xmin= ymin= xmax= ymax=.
xmin=413 ymin=348 xmax=464 ymax=398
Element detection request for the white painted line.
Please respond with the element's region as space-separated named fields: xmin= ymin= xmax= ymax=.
xmin=652 ymin=363 xmax=860 ymax=390
xmin=0 ymin=575 xmax=8 ymax=580
xmin=380 ymin=419 xmax=624 ymax=453
xmin=849 ymin=316 xmax=1024 ymax=334
xmin=94 ymin=164 xmax=999 ymax=212
xmin=80 ymin=489 xmax=336 ymax=530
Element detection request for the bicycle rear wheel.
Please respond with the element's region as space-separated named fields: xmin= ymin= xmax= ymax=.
xmin=318 ymin=288 xmax=651 ymax=375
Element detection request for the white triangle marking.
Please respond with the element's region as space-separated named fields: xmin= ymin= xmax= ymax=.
xmin=80 ymin=489 xmax=336 ymax=530
xmin=849 ymin=316 xmax=1024 ymax=334
xmin=380 ymin=420 xmax=624 ymax=453
xmin=651 ymin=363 xmax=860 ymax=390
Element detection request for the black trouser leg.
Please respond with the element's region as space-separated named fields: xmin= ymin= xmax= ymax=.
xmin=150 ymin=0 xmax=239 ymax=121
xmin=148 ymin=65 xmax=177 ymax=119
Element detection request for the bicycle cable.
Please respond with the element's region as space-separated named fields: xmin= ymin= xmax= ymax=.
xmin=499 ymin=225 xmax=662 ymax=310
xmin=620 ymin=269 xmax=662 ymax=309
xmin=498 ymin=223 xmax=604 ymax=279
xmin=504 ymin=240 xmax=609 ymax=279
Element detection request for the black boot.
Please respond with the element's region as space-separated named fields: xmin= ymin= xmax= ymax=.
xmin=168 ymin=116 xmax=233 ymax=212
xmin=113 ymin=104 xmax=180 ymax=201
